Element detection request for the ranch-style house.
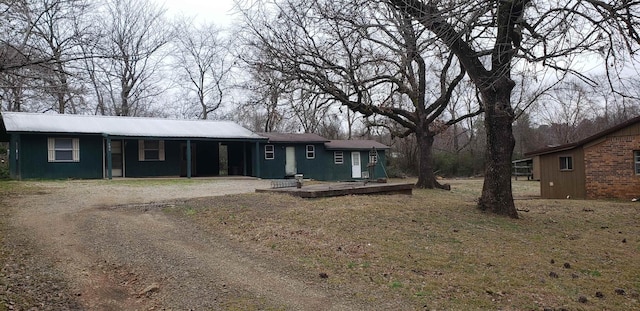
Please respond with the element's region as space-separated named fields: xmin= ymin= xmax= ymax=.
xmin=0 ymin=112 xmax=388 ymax=181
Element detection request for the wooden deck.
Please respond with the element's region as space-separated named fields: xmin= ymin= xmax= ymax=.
xmin=255 ymin=181 xmax=413 ymax=198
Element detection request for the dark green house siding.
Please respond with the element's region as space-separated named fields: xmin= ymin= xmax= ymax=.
xmin=5 ymin=130 xmax=386 ymax=181
xmin=124 ymin=140 xmax=228 ymax=178
xmin=259 ymin=143 xmax=287 ymax=179
xmin=322 ymin=150 xmax=387 ymax=181
xmin=256 ymin=143 xmax=387 ymax=181
xmin=294 ymin=143 xmax=327 ymax=178
xmin=257 ymin=143 xmax=327 ymax=179
xmin=124 ymin=140 xmax=180 ymax=177
xmin=16 ymin=134 xmax=103 ymax=179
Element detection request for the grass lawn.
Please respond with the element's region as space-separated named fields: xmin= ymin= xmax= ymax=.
xmin=174 ymin=178 xmax=640 ymax=310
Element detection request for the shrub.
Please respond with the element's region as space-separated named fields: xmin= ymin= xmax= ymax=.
xmin=0 ymin=143 xmax=7 ymax=179
xmin=434 ymin=151 xmax=482 ymax=177
xmin=0 ymin=164 xmax=9 ymax=180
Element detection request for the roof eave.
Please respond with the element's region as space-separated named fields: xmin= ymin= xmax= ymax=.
xmin=525 ymin=144 xmax=579 ymax=157
xmin=526 ymin=115 xmax=640 ymax=157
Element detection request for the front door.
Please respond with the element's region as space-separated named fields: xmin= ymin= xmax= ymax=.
xmin=106 ymin=140 xmax=123 ymax=177
xmin=285 ymin=146 xmax=296 ymax=176
xmin=351 ymin=151 xmax=361 ymax=178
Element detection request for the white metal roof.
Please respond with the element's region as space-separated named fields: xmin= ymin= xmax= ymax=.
xmin=1 ymin=112 xmax=266 ymax=140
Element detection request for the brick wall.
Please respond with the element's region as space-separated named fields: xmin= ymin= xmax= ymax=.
xmin=584 ymin=135 xmax=640 ymax=199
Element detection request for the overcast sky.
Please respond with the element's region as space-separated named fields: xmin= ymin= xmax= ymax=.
xmin=154 ymin=0 xmax=238 ymax=26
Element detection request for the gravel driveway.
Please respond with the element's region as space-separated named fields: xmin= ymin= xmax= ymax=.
xmin=4 ymin=178 xmax=364 ymax=310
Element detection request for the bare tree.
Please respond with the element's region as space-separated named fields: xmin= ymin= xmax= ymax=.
xmin=237 ymin=58 xmax=291 ymax=132
xmin=287 ymin=87 xmax=332 ymax=133
xmin=0 ymin=0 xmax=106 ymax=114
xmin=97 ymin=0 xmax=171 ymax=116
xmin=27 ymin=0 xmax=90 ymax=113
xmin=0 ymin=0 xmax=176 ymax=116
xmin=535 ymin=80 xmax=599 ymax=144
xmin=388 ymin=0 xmax=640 ymax=217
xmin=173 ymin=20 xmax=233 ymax=119
xmin=239 ymin=0 xmax=480 ymax=189
xmin=593 ymin=74 xmax=640 ymax=126
xmin=0 ymin=1 xmax=57 ymax=73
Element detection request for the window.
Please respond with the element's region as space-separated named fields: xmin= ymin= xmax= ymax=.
xmin=48 ymin=138 xmax=79 ymax=162
xmin=334 ymin=151 xmax=344 ymax=164
xmin=635 ymin=151 xmax=640 ymax=175
xmin=265 ymin=145 xmax=274 ymax=160
xmin=138 ymin=140 xmax=165 ymax=161
xmin=306 ymin=145 xmax=315 ymax=159
xmin=559 ymin=156 xmax=573 ymax=171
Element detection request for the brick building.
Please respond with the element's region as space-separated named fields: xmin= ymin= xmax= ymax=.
xmin=525 ymin=116 xmax=640 ymax=199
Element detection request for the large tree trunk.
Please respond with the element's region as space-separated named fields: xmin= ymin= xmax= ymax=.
xmin=415 ymin=131 xmax=450 ymax=190
xmin=478 ymin=77 xmax=518 ymax=218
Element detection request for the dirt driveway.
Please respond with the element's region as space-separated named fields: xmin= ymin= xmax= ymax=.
xmin=4 ymin=178 xmax=365 ymax=310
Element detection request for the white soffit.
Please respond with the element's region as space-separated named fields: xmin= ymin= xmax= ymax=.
xmin=1 ymin=112 xmax=265 ymax=140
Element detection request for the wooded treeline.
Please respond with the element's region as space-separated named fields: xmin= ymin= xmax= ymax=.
xmin=2 ymin=0 xmax=639 ymax=217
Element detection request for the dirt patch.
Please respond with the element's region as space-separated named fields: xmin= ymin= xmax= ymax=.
xmin=1 ymin=178 xmax=374 ymax=310
xmin=2 ymin=179 xmax=639 ymax=310
xmin=175 ymin=180 xmax=640 ymax=310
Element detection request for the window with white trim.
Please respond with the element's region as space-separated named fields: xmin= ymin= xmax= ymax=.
xmin=334 ymin=151 xmax=344 ymax=164
xmin=138 ymin=140 xmax=165 ymax=161
xmin=47 ymin=138 xmax=79 ymax=162
xmin=265 ymin=145 xmax=274 ymax=160
xmin=559 ymin=156 xmax=573 ymax=171
xmin=306 ymin=145 xmax=315 ymax=159
xmin=635 ymin=151 xmax=640 ymax=175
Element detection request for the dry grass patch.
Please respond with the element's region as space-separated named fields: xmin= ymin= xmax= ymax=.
xmin=172 ymin=179 xmax=640 ymax=310
xmin=0 ymin=181 xmax=81 ymax=311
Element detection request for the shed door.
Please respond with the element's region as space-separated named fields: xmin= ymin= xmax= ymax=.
xmin=351 ymin=151 xmax=361 ymax=178
xmin=285 ymin=146 xmax=296 ymax=176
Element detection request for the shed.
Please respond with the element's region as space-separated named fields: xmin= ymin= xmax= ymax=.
xmin=525 ymin=116 xmax=640 ymax=199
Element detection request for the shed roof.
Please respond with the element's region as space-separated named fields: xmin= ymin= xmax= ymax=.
xmin=0 ymin=112 xmax=265 ymax=140
xmin=257 ymin=132 xmax=328 ymax=143
xmin=324 ymin=140 xmax=389 ymax=150
xmin=525 ymin=115 xmax=640 ymax=157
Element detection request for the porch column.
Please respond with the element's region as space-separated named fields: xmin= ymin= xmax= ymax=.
xmin=254 ymin=141 xmax=260 ymax=178
xmin=9 ymin=133 xmax=19 ymax=179
xmin=186 ymin=139 xmax=192 ymax=179
xmin=105 ymin=135 xmax=112 ymax=180
xmin=243 ymin=142 xmax=247 ymax=176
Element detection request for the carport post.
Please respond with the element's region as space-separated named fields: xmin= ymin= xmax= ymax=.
xmin=9 ymin=133 xmax=19 ymax=179
xmin=105 ymin=135 xmax=112 ymax=180
xmin=187 ymin=139 xmax=192 ymax=179
xmin=243 ymin=142 xmax=247 ymax=176
xmin=254 ymin=141 xmax=260 ymax=178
